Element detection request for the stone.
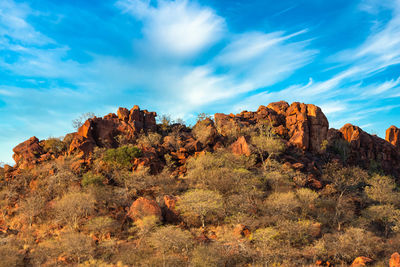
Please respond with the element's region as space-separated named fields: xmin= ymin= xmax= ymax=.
xmin=390 ymin=252 xmax=400 ymax=267
xmin=386 ymin=126 xmax=400 ymax=149
xmin=128 ymin=197 xmax=162 ymax=221
xmin=12 ymin=136 xmax=44 ymax=169
xmin=231 ymin=136 xmax=251 ymax=156
xmin=350 ymin=256 xmax=373 ymax=266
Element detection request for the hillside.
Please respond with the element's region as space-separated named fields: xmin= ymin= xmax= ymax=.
xmin=1 ymin=101 xmax=400 ymax=266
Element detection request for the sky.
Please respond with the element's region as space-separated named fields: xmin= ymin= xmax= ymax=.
xmin=1 ymin=0 xmax=400 ymax=164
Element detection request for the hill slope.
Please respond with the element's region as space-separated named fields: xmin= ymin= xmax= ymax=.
xmin=1 ymin=101 xmax=400 ymax=266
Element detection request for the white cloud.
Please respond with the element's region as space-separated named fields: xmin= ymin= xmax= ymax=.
xmin=117 ymin=0 xmax=226 ymax=57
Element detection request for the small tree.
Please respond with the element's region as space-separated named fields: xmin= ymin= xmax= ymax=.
xmin=85 ymin=216 xmax=117 ymax=240
xmin=148 ymin=226 xmax=193 ymax=267
xmin=363 ymin=204 xmax=400 ymax=237
xmin=19 ymin=195 xmax=45 ymax=227
xmin=72 ymin=112 xmax=95 ymax=130
xmin=176 ymin=189 xmax=223 ymax=227
xmin=365 ymin=174 xmax=400 ymax=205
xmin=54 ymin=191 xmax=96 ymax=229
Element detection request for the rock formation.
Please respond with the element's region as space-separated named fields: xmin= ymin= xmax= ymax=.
xmin=215 ymin=101 xmax=329 ymax=153
xmin=9 ymin=101 xmax=400 ymax=181
xmin=127 ymin=197 xmax=162 ymax=222
xmin=386 ymin=125 xmax=400 ymax=149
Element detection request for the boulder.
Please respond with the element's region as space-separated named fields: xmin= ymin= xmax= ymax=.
xmin=163 ymin=195 xmax=180 ymax=223
xmin=390 ymin=252 xmax=400 ymax=267
xmin=350 ymin=256 xmax=373 ymax=266
xmin=12 ymin=136 xmax=44 ymax=169
xmin=386 ymin=126 xmax=400 ymax=149
xmin=231 ymin=136 xmax=251 ymax=156
xmin=128 ymin=197 xmax=162 ymax=221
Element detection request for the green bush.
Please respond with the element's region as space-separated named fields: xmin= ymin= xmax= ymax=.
xmin=81 ymin=171 xmax=104 ymax=187
xmin=103 ymin=145 xmax=141 ymax=169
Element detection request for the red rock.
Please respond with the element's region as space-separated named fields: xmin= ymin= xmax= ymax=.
xmin=117 ymin=107 xmax=130 ymax=122
xmin=215 ymin=101 xmax=328 ymax=153
xmin=386 ymin=126 xmax=400 ymax=149
xmin=350 ymin=256 xmax=373 ymax=266
xmin=231 ymin=136 xmax=251 ymax=156
xmin=12 ymin=136 xmax=44 ymax=169
xmin=390 ymin=252 xmax=400 ymax=267
xmin=128 ymin=197 xmax=162 ymax=221
xmin=163 ymin=195 xmax=180 ymax=223
xmin=339 ymin=124 xmax=400 ymax=178
xmin=267 ymin=101 xmax=289 ymax=115
xmin=68 ymin=105 xmax=157 ymax=158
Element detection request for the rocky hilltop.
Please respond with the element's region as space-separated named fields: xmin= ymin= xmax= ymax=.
xmin=7 ymin=101 xmax=400 ymax=181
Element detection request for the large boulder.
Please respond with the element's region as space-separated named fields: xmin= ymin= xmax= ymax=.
xmin=231 ymin=136 xmax=251 ymax=156
xmin=12 ymin=137 xmax=44 ymax=169
xmin=386 ymin=126 xmax=400 ymax=149
xmin=128 ymin=197 xmax=162 ymax=221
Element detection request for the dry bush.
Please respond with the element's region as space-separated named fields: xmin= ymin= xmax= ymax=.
xmin=365 ymin=174 xmax=400 ymax=205
xmin=176 ymin=189 xmax=224 ymax=227
xmin=85 ymin=216 xmax=118 ymax=240
xmin=54 ymin=191 xmax=96 ymax=229
xmin=136 ymin=132 xmax=162 ymax=148
xmin=264 ymin=191 xmax=301 ymax=220
xmin=362 ymin=204 xmax=400 ymax=237
xmin=0 ymin=240 xmax=24 ymax=267
xmin=192 ymin=118 xmax=215 ymax=144
xmin=314 ymin=227 xmax=383 ymax=264
xmin=19 ymin=194 xmax=45 ymax=227
xmin=58 ymin=231 xmax=95 ymax=264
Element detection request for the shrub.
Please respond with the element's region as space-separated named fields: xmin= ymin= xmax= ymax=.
xmin=58 ymin=231 xmax=95 ymax=264
xmin=314 ymin=227 xmax=383 ymax=264
xmin=103 ymin=145 xmax=141 ymax=169
xmin=0 ymin=242 xmax=24 ymax=267
xmin=54 ymin=191 xmax=96 ymax=229
xmin=365 ymin=174 xmax=399 ymax=205
xmin=192 ymin=118 xmax=215 ymax=144
xmin=136 ymin=132 xmax=162 ymax=148
xmin=19 ymin=194 xmax=45 ymax=226
xmin=362 ymin=204 xmax=400 ymax=237
xmin=176 ymin=189 xmax=224 ymax=227
xmin=85 ymin=216 xmax=118 ymax=240
xmin=265 ymin=191 xmax=300 ymax=220
xmin=190 ymin=244 xmax=227 ymax=267
xmin=42 ymin=137 xmax=67 ymax=155
xmin=81 ymin=171 xmax=105 ymax=187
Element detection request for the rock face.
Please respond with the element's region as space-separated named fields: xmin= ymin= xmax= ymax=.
xmin=390 ymin=252 xmax=400 ymax=267
xmin=231 ymin=136 xmax=251 ymax=156
xmin=386 ymin=126 xmax=400 ymax=149
xmin=338 ymin=124 xmax=400 ymax=178
xmin=69 ymin=106 xmax=157 ymax=157
xmin=215 ymin=101 xmax=329 ymax=153
xmin=13 ymin=137 xmax=44 ymax=169
xmin=128 ymin=197 xmax=162 ymax=221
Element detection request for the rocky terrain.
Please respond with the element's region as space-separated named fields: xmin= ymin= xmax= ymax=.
xmin=1 ymin=101 xmax=400 ymax=266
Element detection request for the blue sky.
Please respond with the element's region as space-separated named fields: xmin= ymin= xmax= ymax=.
xmin=1 ymin=0 xmax=400 ymax=164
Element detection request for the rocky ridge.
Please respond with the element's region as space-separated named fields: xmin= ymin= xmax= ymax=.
xmin=7 ymin=101 xmax=400 ymax=181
